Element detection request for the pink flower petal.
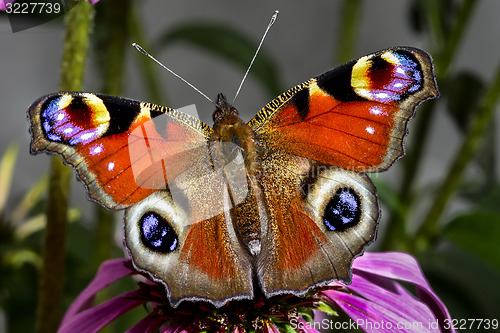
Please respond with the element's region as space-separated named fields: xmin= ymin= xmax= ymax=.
xmin=59 ymin=290 xmax=145 ymax=333
xmin=266 ymin=322 xmax=281 ymax=333
xmin=353 ymin=252 xmax=431 ymax=290
xmin=60 ymin=259 xmax=135 ymax=326
xmin=0 ymin=0 xmax=15 ymax=11
xmin=325 ymin=289 xmax=437 ymax=333
xmin=162 ymin=326 xmax=189 ymax=333
xmin=347 ymin=273 xmax=436 ymax=324
xmin=353 ymin=252 xmax=454 ymax=332
xmin=58 ymin=253 xmax=453 ymax=332
xmin=125 ymin=311 xmax=163 ymax=333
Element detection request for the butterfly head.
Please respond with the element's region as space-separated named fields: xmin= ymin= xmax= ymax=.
xmin=211 ymin=93 xmax=247 ymax=146
xmin=210 ymin=93 xmax=259 ymax=175
xmin=213 ymin=93 xmax=239 ymax=125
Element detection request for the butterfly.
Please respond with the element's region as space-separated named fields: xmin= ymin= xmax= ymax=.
xmin=28 ymin=47 xmax=438 ymax=308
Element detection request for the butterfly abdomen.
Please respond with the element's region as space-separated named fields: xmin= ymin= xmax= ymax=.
xmin=209 ymin=94 xmax=266 ymax=256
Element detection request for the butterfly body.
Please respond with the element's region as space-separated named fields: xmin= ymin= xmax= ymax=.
xmin=210 ymin=93 xmax=263 ymax=255
xmin=29 ymin=47 xmax=438 ymax=307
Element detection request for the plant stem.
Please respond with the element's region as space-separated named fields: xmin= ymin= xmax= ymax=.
xmin=129 ymin=2 xmax=165 ymax=106
xmin=96 ymin=0 xmax=131 ymax=96
xmin=35 ymin=2 xmax=94 ymax=333
xmin=0 ymin=144 xmax=19 ymax=213
xmin=382 ymin=0 xmax=478 ymax=251
xmin=423 ymin=0 xmax=444 ymax=54
xmin=414 ymin=63 xmax=500 ymax=251
xmin=337 ymin=0 xmax=362 ymax=65
xmin=92 ymin=0 xmax=132 ymax=272
xmin=402 ymin=0 xmax=478 ymax=196
xmin=435 ymin=0 xmax=478 ymax=78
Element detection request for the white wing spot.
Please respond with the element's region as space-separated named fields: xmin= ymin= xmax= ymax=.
xmin=375 ymin=92 xmax=389 ymax=99
xmin=91 ymin=145 xmax=103 ymax=155
xmin=80 ymin=132 xmax=94 ymax=141
xmin=370 ymin=106 xmax=383 ymax=115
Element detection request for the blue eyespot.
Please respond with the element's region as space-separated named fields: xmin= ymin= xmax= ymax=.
xmin=323 ymin=187 xmax=361 ymax=231
xmin=140 ymin=212 xmax=178 ymax=253
xmin=40 ymin=95 xmax=109 ymax=145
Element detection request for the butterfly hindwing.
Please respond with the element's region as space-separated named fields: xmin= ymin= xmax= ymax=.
xmin=124 ymin=191 xmax=253 ymax=307
xmin=249 ymin=47 xmax=439 ymax=172
xmin=28 ymin=92 xmax=213 ymax=209
xmin=255 ymin=152 xmax=378 ymax=296
xmin=30 ymin=92 xmax=255 ymax=306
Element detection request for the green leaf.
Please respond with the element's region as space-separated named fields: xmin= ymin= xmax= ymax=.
xmin=281 ymin=323 xmax=298 ymax=333
xmin=445 ymin=72 xmax=485 ymax=131
xmin=0 ymin=144 xmax=19 ymax=213
xmin=442 ymin=212 xmax=500 ymax=271
xmin=370 ymin=176 xmax=406 ymax=221
xmin=443 ymin=72 xmax=496 ymax=187
xmin=315 ymin=300 xmax=338 ymax=317
xmin=10 ymin=175 xmax=48 ymax=226
xmin=408 ymin=0 xmax=426 ymax=33
xmin=156 ymin=22 xmax=282 ymax=97
xmin=299 ymin=311 xmax=313 ymax=323
xmin=443 ymin=72 xmax=496 ymax=186
xmin=3 ymin=249 xmax=42 ymax=270
xmin=459 ymin=182 xmax=500 ymax=214
xmin=408 ymin=0 xmax=457 ymax=44
xmin=419 ymin=243 xmax=500 ymax=319
xmin=14 ymin=207 xmax=81 ymax=241
xmin=474 ymin=184 xmax=500 ymax=214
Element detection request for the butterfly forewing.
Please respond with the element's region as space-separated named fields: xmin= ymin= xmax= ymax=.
xmin=249 ymin=47 xmax=438 ymax=172
xmin=28 ymin=92 xmax=213 ymax=209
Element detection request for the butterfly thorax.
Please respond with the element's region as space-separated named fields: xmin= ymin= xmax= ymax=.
xmin=211 ymin=94 xmax=260 ymax=176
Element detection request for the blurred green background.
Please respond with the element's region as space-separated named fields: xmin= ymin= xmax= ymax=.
xmin=1 ymin=0 xmax=499 ymax=332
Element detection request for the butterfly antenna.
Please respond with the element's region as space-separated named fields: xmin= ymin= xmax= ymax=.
xmin=232 ymin=10 xmax=279 ymax=104
xmin=132 ymin=43 xmax=214 ymax=104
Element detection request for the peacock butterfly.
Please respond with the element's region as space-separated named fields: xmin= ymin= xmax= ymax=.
xmin=28 ymin=46 xmax=438 ymax=307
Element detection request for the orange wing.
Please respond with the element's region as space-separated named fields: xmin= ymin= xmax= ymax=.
xmin=249 ymin=47 xmax=439 ymax=172
xmin=28 ymin=92 xmax=213 ymax=209
xmin=251 ymin=47 xmax=438 ymax=297
xmin=124 ymin=190 xmax=254 ymax=308
xmin=256 ymin=154 xmax=379 ymax=297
